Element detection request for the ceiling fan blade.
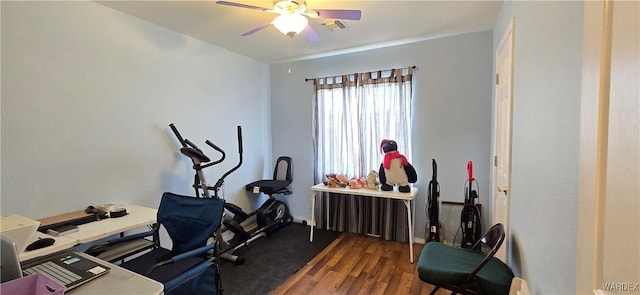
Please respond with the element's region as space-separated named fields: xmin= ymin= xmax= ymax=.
xmin=241 ymin=23 xmax=272 ymax=36
xmin=313 ymin=9 xmax=362 ymax=20
xmin=216 ymin=1 xmax=273 ymax=12
xmin=301 ymin=25 xmax=320 ymax=43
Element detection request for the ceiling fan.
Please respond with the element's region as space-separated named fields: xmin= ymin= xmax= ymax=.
xmin=216 ymin=0 xmax=362 ymax=42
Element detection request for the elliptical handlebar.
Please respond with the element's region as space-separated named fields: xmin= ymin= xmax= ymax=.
xmin=169 ymin=123 xmax=243 ymax=198
xmin=169 ymin=123 xmax=187 ymax=148
xmin=237 ymin=126 xmax=243 ymax=155
xmin=202 ymin=140 xmax=225 ymax=167
xmin=170 ymin=123 xmax=225 ymax=166
xmin=212 ymin=126 xmax=243 ymax=192
xmin=205 ymin=140 xmax=224 ymax=154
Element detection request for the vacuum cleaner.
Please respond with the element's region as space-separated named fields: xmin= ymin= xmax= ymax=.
xmin=426 ymin=159 xmax=440 ymax=242
xmin=460 ymin=160 xmax=482 ymax=249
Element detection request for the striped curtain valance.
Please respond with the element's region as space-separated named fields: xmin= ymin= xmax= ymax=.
xmin=312 ymin=66 xmax=414 ymax=89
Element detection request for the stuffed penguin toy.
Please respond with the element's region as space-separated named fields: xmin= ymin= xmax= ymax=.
xmin=378 ymin=139 xmax=417 ymax=192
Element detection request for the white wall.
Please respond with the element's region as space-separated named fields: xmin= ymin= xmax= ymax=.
xmin=269 ymin=31 xmax=494 ymax=242
xmin=1 ymin=1 xmax=271 ymax=218
xmin=576 ymin=1 xmax=640 ymax=292
xmin=493 ymin=1 xmax=584 ymax=294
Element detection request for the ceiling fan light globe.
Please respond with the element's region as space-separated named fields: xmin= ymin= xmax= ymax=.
xmin=273 ymin=14 xmax=308 ymax=36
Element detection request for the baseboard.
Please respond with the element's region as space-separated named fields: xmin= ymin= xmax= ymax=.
xmin=509 ymin=277 xmax=531 ymax=295
xmin=295 ymin=215 xmax=429 ymax=244
xmin=293 ymin=216 xmax=314 ymax=226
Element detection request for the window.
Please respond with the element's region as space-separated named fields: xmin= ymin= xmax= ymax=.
xmin=312 ymin=67 xmax=414 ymax=182
xmin=311 ymin=67 xmax=414 ymax=241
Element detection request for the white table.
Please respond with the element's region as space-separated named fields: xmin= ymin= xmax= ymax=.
xmin=309 ymin=184 xmax=418 ymax=263
xmin=69 ymin=252 xmax=163 ymax=295
xmin=64 ymin=205 xmax=157 ymax=244
xmin=19 ymin=205 xmax=157 ymax=261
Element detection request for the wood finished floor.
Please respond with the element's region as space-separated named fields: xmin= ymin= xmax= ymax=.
xmin=270 ymin=232 xmax=449 ymax=295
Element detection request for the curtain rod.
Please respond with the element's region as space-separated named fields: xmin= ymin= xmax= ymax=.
xmin=304 ymin=66 xmax=416 ymax=82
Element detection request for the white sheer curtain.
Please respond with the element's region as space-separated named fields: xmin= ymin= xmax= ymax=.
xmin=311 ymin=67 xmax=414 ymax=242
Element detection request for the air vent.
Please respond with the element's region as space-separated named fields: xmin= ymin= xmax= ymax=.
xmin=321 ymin=20 xmax=349 ymax=32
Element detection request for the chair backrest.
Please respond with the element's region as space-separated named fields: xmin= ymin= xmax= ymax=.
xmin=461 ymin=223 xmax=506 ymax=285
xmin=157 ymin=192 xmax=225 ymax=255
xmin=473 ymin=223 xmax=505 ymax=254
xmin=273 ymin=156 xmax=292 ymax=182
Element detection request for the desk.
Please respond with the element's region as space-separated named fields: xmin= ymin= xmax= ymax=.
xmin=68 ymin=252 xmax=163 ymax=295
xmin=10 ymin=206 xmax=162 ymax=295
xmin=309 ymin=184 xmax=418 ymax=263
xmin=64 ymin=205 xmax=157 ymax=244
xmin=19 ymin=205 xmax=157 ymax=262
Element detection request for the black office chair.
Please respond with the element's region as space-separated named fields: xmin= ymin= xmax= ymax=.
xmin=417 ymin=223 xmax=514 ymax=295
xmin=89 ymin=192 xmax=225 ymax=295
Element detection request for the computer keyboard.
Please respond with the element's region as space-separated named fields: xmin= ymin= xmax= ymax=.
xmin=23 ymin=261 xmax=81 ymax=286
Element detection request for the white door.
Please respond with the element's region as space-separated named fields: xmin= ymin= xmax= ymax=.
xmin=492 ymin=18 xmax=514 ymax=262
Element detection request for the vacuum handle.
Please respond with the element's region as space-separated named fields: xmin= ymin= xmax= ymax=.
xmin=432 ymin=159 xmax=437 ymax=180
xmin=467 ymin=161 xmax=475 ymax=182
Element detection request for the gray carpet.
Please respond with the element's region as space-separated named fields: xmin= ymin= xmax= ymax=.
xmin=219 ymin=223 xmax=340 ymax=295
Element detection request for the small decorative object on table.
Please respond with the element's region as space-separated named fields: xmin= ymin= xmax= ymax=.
xmin=364 ymin=170 xmax=379 ymax=190
xmin=323 ymin=173 xmax=348 ymax=188
xmin=348 ymin=177 xmax=366 ymax=189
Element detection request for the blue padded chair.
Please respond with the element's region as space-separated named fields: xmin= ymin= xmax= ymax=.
xmin=417 ymin=223 xmax=514 ymax=295
xmin=105 ymin=192 xmax=225 ymax=295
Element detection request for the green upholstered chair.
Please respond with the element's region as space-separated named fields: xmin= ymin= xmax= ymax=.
xmin=417 ymin=223 xmax=514 ymax=295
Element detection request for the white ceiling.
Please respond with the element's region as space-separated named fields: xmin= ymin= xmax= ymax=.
xmin=97 ymin=1 xmax=503 ymax=64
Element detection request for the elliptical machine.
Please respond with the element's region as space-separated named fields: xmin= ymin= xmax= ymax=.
xmin=169 ymin=124 xmax=293 ymax=265
xmin=460 ymin=161 xmax=482 ymax=249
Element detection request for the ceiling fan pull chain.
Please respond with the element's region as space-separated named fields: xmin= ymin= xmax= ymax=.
xmin=288 ymin=38 xmax=293 ymax=74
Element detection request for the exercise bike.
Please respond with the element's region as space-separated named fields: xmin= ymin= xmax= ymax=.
xmin=169 ymin=124 xmax=293 ymax=265
xmin=224 ymin=156 xmax=293 ymax=237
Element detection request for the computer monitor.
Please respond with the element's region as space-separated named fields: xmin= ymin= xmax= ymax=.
xmin=0 ymin=235 xmax=23 ymax=283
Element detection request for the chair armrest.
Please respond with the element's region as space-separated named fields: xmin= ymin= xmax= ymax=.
xmin=85 ymin=230 xmax=155 ymax=257
xmin=107 ymin=230 xmax=154 ymax=245
xmin=172 ymin=243 xmax=215 ymax=262
xmin=147 ymin=243 xmax=216 ymax=275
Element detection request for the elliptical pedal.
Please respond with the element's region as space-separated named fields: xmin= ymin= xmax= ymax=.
xmin=223 ymin=219 xmax=251 ymax=245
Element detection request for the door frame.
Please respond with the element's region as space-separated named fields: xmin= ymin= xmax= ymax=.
xmin=492 ymin=17 xmax=515 ymax=263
